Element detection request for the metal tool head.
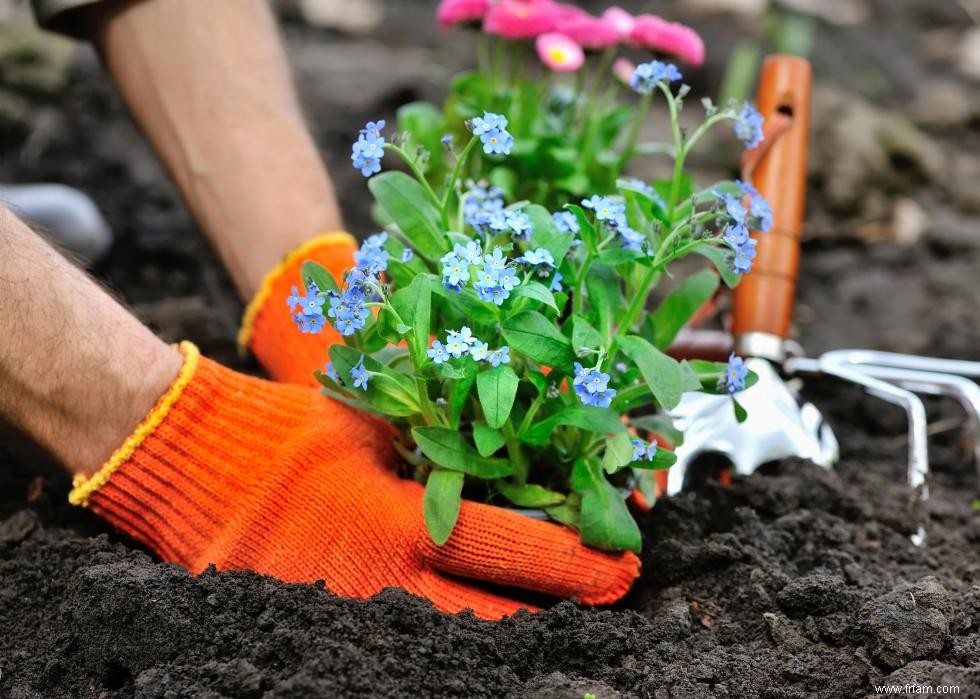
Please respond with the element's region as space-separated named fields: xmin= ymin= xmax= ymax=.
xmin=666 ymin=357 xmax=838 ymax=496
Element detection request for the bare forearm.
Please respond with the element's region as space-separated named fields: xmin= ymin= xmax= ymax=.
xmin=0 ymin=207 xmax=181 ymax=476
xmin=82 ymin=0 xmax=343 ymax=299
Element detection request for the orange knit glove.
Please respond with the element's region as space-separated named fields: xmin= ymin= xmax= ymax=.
xmin=239 ymin=232 xmax=358 ymax=386
xmin=69 ymin=342 xmax=640 ymax=619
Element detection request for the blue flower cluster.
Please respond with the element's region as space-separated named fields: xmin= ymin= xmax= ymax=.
xmin=351 ymin=120 xmax=386 ymax=177
xmin=582 ymin=195 xmax=645 ymax=252
xmin=353 ymin=232 xmax=390 ymax=273
xmin=324 ymin=267 xmax=378 ymax=336
xmin=441 ymin=243 xmax=523 ymax=306
xmin=287 ymin=283 xmax=327 ymax=334
xmin=631 ymin=438 xmax=659 ymax=462
xmin=630 ymin=60 xmax=683 ymax=95
xmin=469 ymin=112 xmax=513 ymax=156
xmin=428 ymin=327 xmax=510 ymax=367
xmin=552 ymin=210 xmax=579 ymax=235
xmin=517 ymin=247 xmax=562 ymax=291
xmin=572 ymin=362 xmax=618 ymax=408
xmin=734 ymin=103 xmax=764 ymax=149
xmin=463 ymin=184 xmax=505 ymax=231
xmin=713 ymin=181 xmax=773 ymax=275
xmin=724 ymin=353 xmax=748 ymax=394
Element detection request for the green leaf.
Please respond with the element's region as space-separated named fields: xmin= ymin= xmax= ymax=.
xmin=573 ymin=459 xmax=641 ymax=552
xmin=634 ymin=448 xmax=678 ymax=471
xmin=328 ymin=345 xmax=420 ymax=417
xmin=473 ymin=422 xmax=506 ymax=457
xmin=651 ymin=270 xmax=719 ymax=350
xmin=375 ymin=306 xmax=403 ymax=345
xmin=390 ymin=273 xmax=432 ymax=357
xmin=630 ymin=415 xmax=684 ymax=446
xmin=368 ymin=172 xmax=448 ymax=260
xmin=678 ymin=360 xmax=703 ymax=392
xmin=496 ymin=481 xmax=565 ymax=508
xmin=546 ymin=492 xmax=581 ymax=528
xmin=523 ymin=405 xmax=627 ymax=445
xmin=476 ymin=365 xmax=519 ymax=430
xmin=397 ymin=102 xmax=445 ymax=172
xmin=447 ymin=360 xmax=479 ymax=429
xmin=300 ymin=260 xmax=340 ymax=296
xmin=526 ymin=204 xmax=574 ymax=263
xmin=694 ymin=244 xmax=741 ymax=289
xmin=570 ymin=315 xmax=603 ymax=354
xmin=412 ymin=426 xmax=514 ymax=478
xmin=596 ymin=249 xmax=646 ymax=266
xmin=565 ymin=204 xmax=597 ymax=252
xmin=432 ymin=283 xmax=498 ymax=328
xmin=733 ymin=397 xmax=748 ymax=423
xmin=423 ymin=469 xmax=464 ymax=546
xmin=511 ymin=280 xmax=560 ymax=313
xmin=585 ymin=265 xmax=619 ymax=340
xmin=502 ymin=310 xmax=575 ymax=369
xmin=616 ymin=335 xmax=684 ymax=411
xmin=601 ymin=432 xmax=635 ymax=475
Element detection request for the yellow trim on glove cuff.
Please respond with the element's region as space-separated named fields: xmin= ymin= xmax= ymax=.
xmin=69 ymin=341 xmax=200 ymax=507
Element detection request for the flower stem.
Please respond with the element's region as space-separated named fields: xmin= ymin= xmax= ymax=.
xmin=441 ymin=136 xmax=480 ymax=222
xmin=384 ymin=143 xmax=443 ymax=212
xmin=501 ymin=419 xmax=529 ymax=484
xmin=619 ymin=91 xmax=652 ymax=170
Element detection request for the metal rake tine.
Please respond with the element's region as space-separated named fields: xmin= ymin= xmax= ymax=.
xmin=821 ymin=349 xmax=980 ymax=380
xmin=851 ymin=365 xmax=980 ymax=467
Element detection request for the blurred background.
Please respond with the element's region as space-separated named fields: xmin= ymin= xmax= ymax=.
xmin=0 ymin=0 xmax=977 ymax=369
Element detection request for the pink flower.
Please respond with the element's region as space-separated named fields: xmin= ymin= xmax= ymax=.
xmin=535 ymin=32 xmax=585 ymax=72
xmin=553 ymin=2 xmax=588 ymax=22
xmin=554 ymin=11 xmax=620 ymax=50
xmin=612 ymin=57 xmax=636 ymax=85
xmin=484 ymin=0 xmax=560 ymax=39
xmin=628 ymin=14 xmax=705 ymax=67
xmin=437 ymin=0 xmax=489 ymax=28
xmin=600 ymin=6 xmax=635 ymax=40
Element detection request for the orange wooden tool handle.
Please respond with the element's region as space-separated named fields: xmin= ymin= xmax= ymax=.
xmin=732 ymin=55 xmax=812 ymax=354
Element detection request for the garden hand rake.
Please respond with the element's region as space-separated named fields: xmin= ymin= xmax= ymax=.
xmin=666 ymin=55 xmax=980 ymax=545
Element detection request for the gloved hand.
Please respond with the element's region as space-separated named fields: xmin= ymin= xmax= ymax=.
xmin=239 ymin=232 xmax=358 ymax=386
xmin=70 ymin=342 xmax=641 ymax=619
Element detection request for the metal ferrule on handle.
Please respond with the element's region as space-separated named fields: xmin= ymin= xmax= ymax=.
xmin=732 ymin=55 xmax=812 ymax=361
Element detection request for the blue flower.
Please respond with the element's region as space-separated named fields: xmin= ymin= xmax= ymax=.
xmin=351 ymin=121 xmax=387 ymax=177
xmin=440 ymin=252 xmax=470 ymax=287
xmin=497 ymin=266 xmax=521 ymax=292
xmin=505 ymin=209 xmax=534 ymax=241
xmin=455 ymin=326 xmax=475 ymax=347
xmin=748 ymin=195 xmax=772 ymax=233
xmin=294 ymin=312 xmax=326 ymax=334
xmin=487 ymin=210 xmax=510 ymax=233
xmin=618 ymin=226 xmax=645 ymax=252
xmin=286 ymin=285 xmax=304 ymax=312
xmin=734 ymin=102 xmax=764 ymax=149
xmin=581 ymin=386 xmax=617 ymax=408
xmin=553 ymin=210 xmax=580 ymax=234
xmin=441 ymin=134 xmax=453 ymax=149
xmin=402 ymin=248 xmax=414 ymax=263
xmin=483 ymin=247 xmax=508 ymax=272
xmin=324 ymin=362 xmax=339 ymax=382
xmin=736 ymin=179 xmax=759 ymax=198
xmin=724 ymin=224 xmax=750 ymax=248
xmin=630 ymin=60 xmax=683 ymax=95
xmin=572 ymin=362 xmax=616 ymax=407
xmin=582 ymin=195 xmax=625 ymax=222
xmin=351 ymin=356 xmax=370 ymax=391
xmin=469 ymin=340 xmax=489 ymax=361
xmin=354 ymin=232 xmax=389 ymax=272
xmin=476 ymin=283 xmax=509 ymax=306
xmin=470 ymin=112 xmax=513 ymax=156
xmin=458 ymin=240 xmax=483 ymax=266
xmin=631 ymin=438 xmax=658 ymax=462
xmin=732 ymin=238 xmax=758 ymax=274
xmin=428 ymin=340 xmax=451 ymax=364
xmin=549 ymin=271 xmax=563 ymax=292
xmin=715 ymin=191 xmax=747 ymax=226
xmin=520 ymin=247 xmax=555 ymax=268
xmin=487 ymin=346 xmax=510 ymax=367
xmin=724 ymin=353 xmax=748 ymax=394
xmin=445 ymin=330 xmax=469 ymax=358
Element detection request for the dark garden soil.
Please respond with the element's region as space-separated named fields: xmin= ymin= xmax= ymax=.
xmin=4 ymin=1 xmax=980 ymax=697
